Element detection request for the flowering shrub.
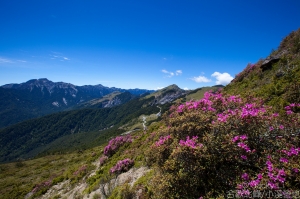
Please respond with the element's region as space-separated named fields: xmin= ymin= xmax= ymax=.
xmin=110 ymin=158 xmax=134 ymax=174
xmin=147 ymin=91 xmax=300 ymax=198
xmin=234 ymin=63 xmax=260 ymax=83
xmin=179 ymin=136 xmax=203 ymax=149
xmin=155 ymin=135 xmax=172 ymax=147
xmin=103 ymin=135 xmax=132 ymax=157
xmin=73 ymin=165 xmax=87 ymax=176
xmin=99 ymin=155 xmax=108 ymax=166
xmin=147 ymin=134 xmax=174 ymax=167
xmin=31 ymin=179 xmax=52 ymax=194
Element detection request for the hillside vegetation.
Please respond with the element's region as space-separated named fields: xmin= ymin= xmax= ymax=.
xmin=224 ymin=28 xmax=300 ymax=112
xmin=0 ymin=29 xmax=300 ymax=199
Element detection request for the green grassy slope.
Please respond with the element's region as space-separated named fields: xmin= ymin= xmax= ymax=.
xmin=224 ymin=28 xmax=300 ymax=111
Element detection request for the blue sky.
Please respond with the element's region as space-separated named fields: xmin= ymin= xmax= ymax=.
xmin=1 ymin=0 xmax=300 ymax=90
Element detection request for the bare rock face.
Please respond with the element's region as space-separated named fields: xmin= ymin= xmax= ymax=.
xmin=37 ymin=165 xmax=150 ymax=199
xmin=102 ymin=97 xmax=122 ymax=108
xmin=151 ymin=84 xmax=187 ymax=105
xmin=156 ymin=90 xmax=186 ymax=104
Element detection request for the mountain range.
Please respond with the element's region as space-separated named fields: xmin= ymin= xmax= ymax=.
xmin=0 ymin=78 xmax=154 ymax=128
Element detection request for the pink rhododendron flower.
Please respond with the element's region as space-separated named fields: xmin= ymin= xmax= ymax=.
xmin=241 ymin=155 xmax=247 ymax=160
xmin=179 ymin=136 xmax=202 ymax=149
xmin=280 ymin=157 xmax=288 ymax=163
xmin=292 ymin=168 xmax=299 ymax=173
xmin=279 ymin=125 xmax=284 ymax=129
xmin=241 ymin=173 xmax=249 ymax=180
xmin=155 ymin=135 xmax=172 ymax=147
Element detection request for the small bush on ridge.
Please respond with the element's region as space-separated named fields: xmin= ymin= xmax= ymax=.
xmin=110 ymin=158 xmax=134 ymax=174
xmin=104 ymin=135 xmax=132 ymax=157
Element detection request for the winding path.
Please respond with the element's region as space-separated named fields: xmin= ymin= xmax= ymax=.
xmin=142 ymin=116 xmax=147 ymax=131
xmin=142 ymin=106 xmax=161 ymax=131
xmin=156 ymin=106 xmax=161 ymax=116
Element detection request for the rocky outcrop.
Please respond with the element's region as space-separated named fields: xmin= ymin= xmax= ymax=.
xmin=150 ymin=84 xmax=187 ymax=105
xmin=38 ymin=167 xmax=151 ymax=199
xmin=260 ymin=50 xmax=287 ymax=71
xmin=102 ymin=97 xmax=122 ymax=108
xmin=155 ymin=90 xmax=186 ymax=104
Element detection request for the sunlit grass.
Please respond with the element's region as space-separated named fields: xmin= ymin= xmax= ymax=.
xmin=0 ymin=146 xmax=103 ymax=199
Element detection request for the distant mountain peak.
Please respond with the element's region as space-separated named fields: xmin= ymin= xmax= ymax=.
xmin=144 ymin=84 xmax=186 ymax=105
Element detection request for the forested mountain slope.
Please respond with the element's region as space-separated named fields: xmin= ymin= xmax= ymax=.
xmin=0 ymin=78 xmax=153 ymax=128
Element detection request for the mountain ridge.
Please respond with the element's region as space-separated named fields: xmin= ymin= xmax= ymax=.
xmin=0 ymin=78 xmax=155 ymax=128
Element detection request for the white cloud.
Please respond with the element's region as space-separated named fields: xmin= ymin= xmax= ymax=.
xmin=162 ymin=69 xmax=182 ymax=78
xmin=50 ymin=52 xmax=70 ymax=61
xmin=0 ymin=57 xmax=27 ymax=64
xmin=156 ymin=86 xmax=165 ymax=90
xmin=211 ymin=72 xmax=233 ymax=85
xmin=0 ymin=57 xmax=14 ymax=63
xmin=176 ymin=70 xmax=182 ymax=75
xmin=190 ymin=75 xmax=212 ymax=83
xmin=17 ymin=60 xmax=27 ymax=63
xmin=161 ymin=69 xmax=174 ymax=77
xmin=183 ymin=87 xmax=189 ymax=90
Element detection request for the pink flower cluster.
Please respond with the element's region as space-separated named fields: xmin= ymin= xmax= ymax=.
xmin=110 ymin=158 xmax=134 ymax=174
xmin=285 ymin=103 xmax=300 ymax=115
xmin=232 ymin=135 xmax=253 ymax=156
xmin=179 ymin=136 xmax=203 ymax=149
xmin=99 ymin=155 xmax=108 ymax=166
xmin=73 ymin=165 xmax=87 ymax=176
xmin=281 ymin=146 xmax=300 ymax=156
xmin=237 ymin=142 xmax=251 ymax=153
xmin=241 ymin=173 xmax=249 ymax=180
xmin=248 ymin=173 xmax=263 ymax=188
xmin=266 ymin=158 xmax=286 ymax=189
xmin=237 ymin=173 xmax=263 ymax=196
xmin=176 ymin=92 xmax=223 ymax=113
xmin=32 ymin=179 xmax=52 ymax=193
xmin=238 ymin=173 xmax=263 ymax=197
xmin=228 ymin=95 xmax=242 ymax=103
xmin=240 ymin=103 xmax=266 ymax=118
xmin=217 ymin=113 xmax=229 ymax=122
xmin=232 ymin=135 xmax=248 ymax=142
xmin=104 ymin=135 xmax=132 ymax=157
xmin=155 ymin=135 xmax=172 ymax=147
xmin=177 ymin=104 xmax=185 ymax=113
